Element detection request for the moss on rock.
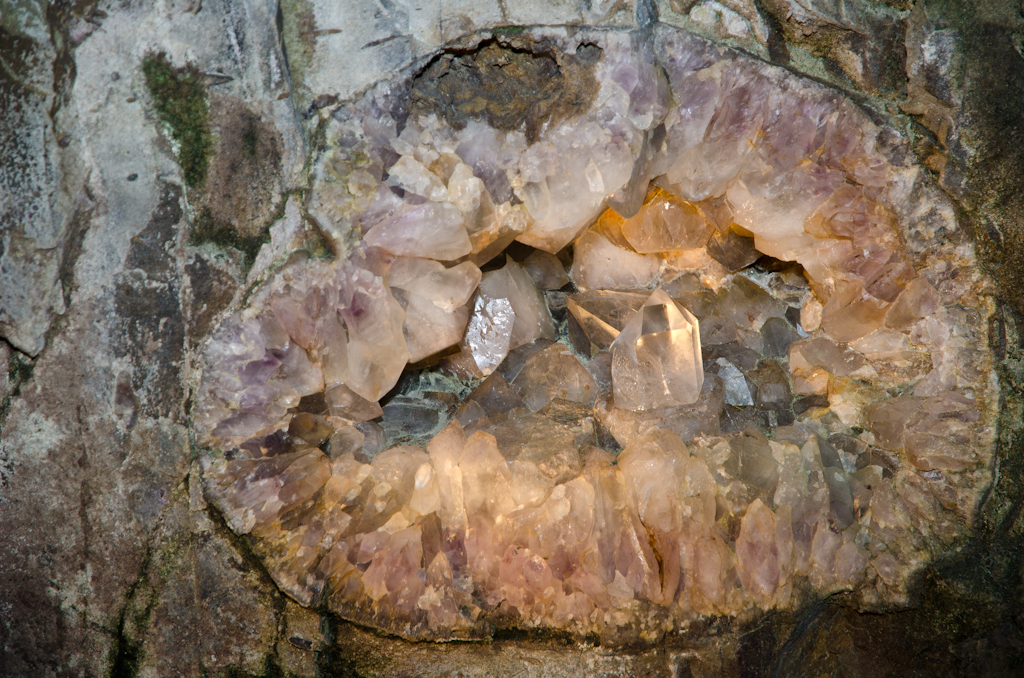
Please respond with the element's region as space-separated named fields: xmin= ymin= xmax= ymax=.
xmin=142 ymin=52 xmax=212 ymax=189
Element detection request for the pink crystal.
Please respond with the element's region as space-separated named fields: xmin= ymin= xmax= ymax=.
xmin=364 ymin=202 xmax=472 ymax=261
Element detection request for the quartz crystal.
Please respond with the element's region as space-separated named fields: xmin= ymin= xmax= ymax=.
xmin=460 ymin=296 xmax=514 ymax=376
xmin=388 ymin=258 xmax=481 ymax=362
xmin=620 ymin=187 xmax=714 ymax=253
xmin=611 ymin=289 xmax=704 ymax=411
xmin=194 ymin=25 xmax=997 ymax=646
xmin=567 ymin=290 xmax=648 ymax=349
xmin=461 ymin=259 xmax=556 ymax=375
xmin=570 ymin=209 xmax=665 ymax=290
xmin=364 ymin=202 xmax=473 ymax=261
xmin=717 ymin=358 xmax=754 ymax=406
xmin=510 ymin=343 xmax=598 ymax=411
xmin=522 ymin=249 xmax=570 ymax=290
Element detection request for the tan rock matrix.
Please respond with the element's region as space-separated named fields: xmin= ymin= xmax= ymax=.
xmin=192 ymin=26 xmax=997 ymax=644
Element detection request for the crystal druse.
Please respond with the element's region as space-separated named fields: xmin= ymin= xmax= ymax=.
xmin=192 ymin=25 xmax=997 ymax=644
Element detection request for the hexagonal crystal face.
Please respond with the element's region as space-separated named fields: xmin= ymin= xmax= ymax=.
xmin=611 ymin=289 xmax=703 ymax=411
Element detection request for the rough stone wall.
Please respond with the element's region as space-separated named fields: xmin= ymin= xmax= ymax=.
xmin=1 ymin=0 xmax=1024 ymax=676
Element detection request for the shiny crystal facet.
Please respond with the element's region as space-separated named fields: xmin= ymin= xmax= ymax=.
xmin=620 ymin=187 xmax=714 ymax=254
xmin=567 ymin=290 xmax=649 ymax=349
xmin=461 ymin=296 xmax=515 ymax=376
xmin=611 ymin=289 xmax=704 ymax=411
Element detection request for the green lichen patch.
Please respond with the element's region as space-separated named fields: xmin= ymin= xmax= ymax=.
xmin=142 ymin=52 xmax=212 ymax=189
xmin=492 ymin=25 xmax=528 ymax=36
xmin=0 ymin=349 xmax=35 ymax=430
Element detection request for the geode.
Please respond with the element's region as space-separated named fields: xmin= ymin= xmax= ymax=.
xmin=192 ymin=25 xmax=997 ymax=645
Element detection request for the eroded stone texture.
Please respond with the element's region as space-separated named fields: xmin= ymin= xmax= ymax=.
xmin=193 ymin=25 xmax=997 ymax=645
xmin=0 ymin=0 xmax=66 ymax=356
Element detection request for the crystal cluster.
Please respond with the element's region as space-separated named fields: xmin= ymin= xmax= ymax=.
xmin=193 ymin=26 xmax=996 ymax=644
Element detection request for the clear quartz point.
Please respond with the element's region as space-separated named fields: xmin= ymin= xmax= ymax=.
xmin=567 ymin=290 xmax=649 ymax=349
xmin=611 ymin=289 xmax=704 ymax=410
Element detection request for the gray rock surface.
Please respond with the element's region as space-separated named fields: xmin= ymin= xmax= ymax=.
xmin=1 ymin=0 xmax=67 ymax=356
xmin=2 ymin=0 xmax=1024 ymax=676
xmin=282 ymin=0 xmax=638 ymax=114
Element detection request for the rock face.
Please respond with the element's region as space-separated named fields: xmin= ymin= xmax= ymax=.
xmin=3 ymin=0 xmax=1024 ymax=676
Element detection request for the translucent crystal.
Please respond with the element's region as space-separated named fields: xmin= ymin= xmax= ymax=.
xmin=387 ymin=155 xmax=450 ymax=202
xmin=510 ymin=343 xmax=598 ymax=412
xmin=461 ymin=296 xmax=514 ymax=376
xmin=388 ymin=257 xmax=482 ymax=362
xmin=363 ymin=202 xmax=472 ymax=261
xmin=885 ymin=277 xmax=941 ymax=330
xmin=620 ymin=187 xmax=714 ymax=254
xmin=318 ymin=261 xmax=410 ymax=402
xmin=476 ymin=260 xmax=557 ymax=351
xmin=716 ymin=358 xmax=753 ymax=406
xmin=570 ymin=209 xmax=664 ymax=290
xmin=515 ymin=121 xmax=634 ymax=253
xmin=456 ymin=372 xmax=525 ymax=426
xmin=325 ymin=383 xmax=383 ymax=423
xmin=611 ymin=289 xmax=704 ymax=410
xmin=468 ymin=202 xmax=529 ymax=266
xmin=522 ymin=249 xmax=569 ymax=290
xmin=567 ymin=290 xmax=649 ymax=350
xmin=461 ymin=258 xmax=557 ymax=377
xmin=821 ymin=280 xmax=890 ymax=342
xmin=446 ymin=162 xmax=486 ymax=216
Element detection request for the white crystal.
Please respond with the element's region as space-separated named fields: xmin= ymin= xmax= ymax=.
xmin=716 ymin=358 xmax=753 ymax=406
xmin=461 ymin=296 xmax=515 ymax=376
xmin=516 ymin=122 xmax=634 ymax=253
xmin=363 ymin=202 xmax=472 ymax=261
xmin=387 ymin=155 xmax=450 ymax=202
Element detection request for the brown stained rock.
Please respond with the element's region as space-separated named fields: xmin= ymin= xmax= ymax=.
xmin=131 ymin=496 xmax=290 ymax=677
xmin=184 ymin=254 xmax=240 ymax=344
xmin=276 ymin=600 xmax=323 ymax=675
xmin=0 ymin=312 xmax=191 ymax=677
xmin=320 ymin=615 xmax=742 ymax=677
xmin=925 ymin=2 xmax=1024 ymax=321
xmin=113 ymin=182 xmax=186 ymax=420
xmin=187 ymin=98 xmax=286 ymax=268
xmin=202 ymin=97 xmax=285 ymax=240
xmin=410 ymin=39 xmax=601 ymax=143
